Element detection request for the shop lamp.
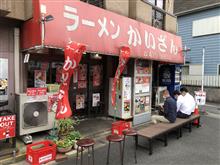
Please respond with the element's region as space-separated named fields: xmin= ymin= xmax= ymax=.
xmin=92 ymin=53 xmax=102 ymax=60
xmin=43 ymin=15 xmax=54 ymax=22
xmin=41 ymin=14 xmax=54 ymax=46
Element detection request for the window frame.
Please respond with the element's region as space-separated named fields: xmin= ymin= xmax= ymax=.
xmin=80 ymin=0 xmax=105 ymax=8
xmin=217 ymin=64 xmax=220 ymax=75
xmin=152 ymin=8 xmax=165 ymax=30
xmin=146 ymin=0 xmax=165 ymax=9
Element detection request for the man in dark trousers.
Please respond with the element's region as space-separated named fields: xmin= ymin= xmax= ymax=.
xmin=152 ymin=90 xmax=177 ymax=124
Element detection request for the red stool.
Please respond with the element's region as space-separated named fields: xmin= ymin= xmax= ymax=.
xmin=76 ymin=138 xmax=95 ymax=165
xmin=106 ymin=134 xmax=124 ymax=165
xmin=122 ymin=129 xmax=138 ymax=164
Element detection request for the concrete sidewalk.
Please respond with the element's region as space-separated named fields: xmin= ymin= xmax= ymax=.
xmin=60 ymin=113 xmax=220 ymax=165
xmin=6 ymin=106 xmax=220 ymax=165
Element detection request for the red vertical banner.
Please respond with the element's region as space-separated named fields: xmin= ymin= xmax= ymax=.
xmin=111 ymin=46 xmax=131 ymax=107
xmin=56 ymin=42 xmax=86 ymax=119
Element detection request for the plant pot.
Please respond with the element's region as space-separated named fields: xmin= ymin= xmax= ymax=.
xmin=57 ymin=145 xmax=72 ymax=153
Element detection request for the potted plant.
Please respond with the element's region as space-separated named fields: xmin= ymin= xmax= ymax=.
xmin=57 ymin=118 xmax=75 ymax=138
xmin=56 ymin=138 xmax=73 ymax=153
xmin=55 ymin=118 xmax=81 ymax=153
xmin=67 ymin=131 xmax=81 ymax=149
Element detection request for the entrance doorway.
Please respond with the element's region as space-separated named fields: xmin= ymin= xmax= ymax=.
xmin=70 ymin=54 xmax=107 ymax=118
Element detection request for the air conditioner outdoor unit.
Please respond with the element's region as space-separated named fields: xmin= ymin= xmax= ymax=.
xmin=15 ymin=93 xmax=56 ymax=136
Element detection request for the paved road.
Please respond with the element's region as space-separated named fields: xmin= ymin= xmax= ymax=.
xmin=60 ymin=109 xmax=220 ymax=165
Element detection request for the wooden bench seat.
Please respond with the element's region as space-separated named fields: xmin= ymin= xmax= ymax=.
xmin=137 ymin=114 xmax=200 ymax=155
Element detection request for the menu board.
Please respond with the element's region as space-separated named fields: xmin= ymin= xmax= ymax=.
xmin=135 ymin=77 xmax=150 ymax=94
xmin=134 ymin=96 xmax=150 ymax=115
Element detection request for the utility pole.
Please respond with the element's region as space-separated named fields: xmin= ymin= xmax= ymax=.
xmin=202 ymin=47 xmax=205 ymax=92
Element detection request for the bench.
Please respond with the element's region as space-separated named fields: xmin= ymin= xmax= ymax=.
xmin=137 ymin=114 xmax=200 ymax=155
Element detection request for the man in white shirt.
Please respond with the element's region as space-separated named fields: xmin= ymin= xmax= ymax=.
xmin=174 ymin=87 xmax=196 ymax=118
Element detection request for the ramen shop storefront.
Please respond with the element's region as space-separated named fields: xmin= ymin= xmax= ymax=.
xmin=21 ymin=0 xmax=183 ymax=125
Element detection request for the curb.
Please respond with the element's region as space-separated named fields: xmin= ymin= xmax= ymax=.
xmin=0 ymin=121 xmax=150 ymax=164
xmin=0 ymin=153 xmax=26 ymax=165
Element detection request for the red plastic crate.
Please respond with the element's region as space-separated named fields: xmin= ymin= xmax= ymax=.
xmin=26 ymin=140 xmax=56 ymax=165
xmin=111 ymin=121 xmax=131 ymax=135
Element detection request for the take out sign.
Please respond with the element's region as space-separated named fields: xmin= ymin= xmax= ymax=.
xmin=0 ymin=115 xmax=16 ymax=128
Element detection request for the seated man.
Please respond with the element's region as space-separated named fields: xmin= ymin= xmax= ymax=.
xmin=152 ymin=90 xmax=177 ymax=124
xmin=176 ymin=87 xmax=196 ymax=118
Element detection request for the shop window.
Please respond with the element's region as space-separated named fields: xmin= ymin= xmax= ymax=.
xmin=81 ymin=0 xmax=104 ymax=8
xmin=0 ymin=58 xmax=8 ymax=97
xmin=27 ymin=61 xmax=63 ymax=88
xmin=152 ymin=9 xmax=165 ymax=29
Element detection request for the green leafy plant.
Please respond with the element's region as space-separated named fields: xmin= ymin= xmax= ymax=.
xmin=67 ymin=131 xmax=81 ymax=141
xmin=55 ymin=138 xmax=73 ymax=148
xmin=54 ymin=118 xmax=81 ymax=151
xmin=57 ymin=118 xmax=79 ymax=138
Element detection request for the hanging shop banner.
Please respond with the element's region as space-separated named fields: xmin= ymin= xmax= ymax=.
xmin=22 ymin=0 xmax=183 ymax=64
xmin=111 ymin=46 xmax=131 ymax=107
xmin=56 ymin=42 xmax=86 ymax=119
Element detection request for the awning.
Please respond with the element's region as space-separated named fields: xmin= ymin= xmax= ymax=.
xmin=21 ymin=0 xmax=184 ymax=64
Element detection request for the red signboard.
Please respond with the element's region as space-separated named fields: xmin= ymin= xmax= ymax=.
xmin=22 ymin=0 xmax=183 ymax=63
xmin=27 ymin=88 xmax=47 ymax=96
xmin=37 ymin=88 xmax=47 ymax=95
xmin=27 ymin=88 xmax=38 ymax=96
xmin=0 ymin=115 xmax=16 ymax=140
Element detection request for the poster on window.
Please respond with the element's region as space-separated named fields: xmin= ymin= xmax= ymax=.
xmin=135 ymin=60 xmax=151 ymax=74
xmin=41 ymin=62 xmax=49 ymax=70
xmin=92 ymin=65 xmax=103 ymax=87
xmin=135 ymin=77 xmax=150 ymax=94
xmin=78 ymin=81 xmax=87 ymax=89
xmin=92 ymin=93 xmax=100 ymax=107
xmin=76 ymin=95 xmax=85 ymax=109
xmin=78 ymin=64 xmax=87 ymax=81
xmin=135 ymin=96 xmax=150 ymax=115
xmin=48 ymin=94 xmax=58 ymax=112
xmin=34 ymin=70 xmax=46 ymax=88
xmin=56 ymin=64 xmax=63 ymax=83
xmin=73 ymin=69 xmax=78 ymax=83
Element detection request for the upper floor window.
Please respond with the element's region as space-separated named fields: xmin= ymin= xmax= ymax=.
xmin=147 ymin=0 xmax=165 ymax=9
xmin=152 ymin=9 xmax=164 ymax=29
xmin=81 ymin=0 xmax=104 ymax=8
xmin=192 ymin=16 xmax=220 ymax=37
